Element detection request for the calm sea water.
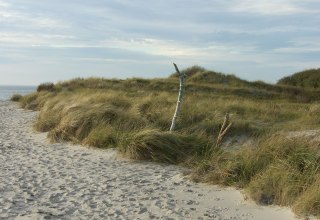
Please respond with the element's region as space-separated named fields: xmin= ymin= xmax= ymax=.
xmin=0 ymin=85 xmax=36 ymax=101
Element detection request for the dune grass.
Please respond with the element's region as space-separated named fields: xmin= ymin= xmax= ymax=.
xmin=19 ymin=67 xmax=320 ymax=218
xmin=278 ymin=68 xmax=320 ymax=89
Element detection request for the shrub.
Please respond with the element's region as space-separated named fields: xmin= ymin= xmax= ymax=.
xmin=10 ymin=94 xmax=22 ymax=102
xmin=170 ymin=65 xmax=205 ymax=78
xmin=37 ymin=82 xmax=55 ymax=92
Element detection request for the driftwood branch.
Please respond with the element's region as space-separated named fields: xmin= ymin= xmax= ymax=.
xmin=216 ymin=113 xmax=232 ymax=147
xmin=170 ymin=63 xmax=186 ymax=132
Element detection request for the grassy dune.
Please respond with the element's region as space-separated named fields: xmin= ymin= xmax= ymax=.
xmin=278 ymin=68 xmax=320 ymax=89
xmin=17 ymin=67 xmax=320 ymax=217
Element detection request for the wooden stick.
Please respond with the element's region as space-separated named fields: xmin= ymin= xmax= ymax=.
xmin=170 ymin=63 xmax=187 ymax=132
xmin=216 ymin=113 xmax=232 ymax=147
xmin=219 ymin=113 xmax=229 ymax=136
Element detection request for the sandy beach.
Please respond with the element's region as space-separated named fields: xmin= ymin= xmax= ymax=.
xmin=0 ymin=101 xmax=298 ymax=220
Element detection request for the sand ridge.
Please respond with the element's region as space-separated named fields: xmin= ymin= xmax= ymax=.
xmin=0 ymin=101 xmax=297 ymax=219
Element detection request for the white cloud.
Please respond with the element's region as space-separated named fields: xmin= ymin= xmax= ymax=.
xmin=70 ymin=57 xmax=168 ymax=65
xmin=99 ymin=37 xmax=263 ymax=65
xmin=100 ymin=38 xmax=201 ymax=57
xmin=229 ymin=0 xmax=318 ymax=15
xmin=273 ymin=39 xmax=320 ymax=53
xmin=0 ymin=0 xmax=9 ymax=8
xmin=0 ymin=2 xmax=68 ymax=29
xmin=0 ymin=32 xmax=76 ymax=46
xmin=0 ymin=0 xmax=319 ymax=84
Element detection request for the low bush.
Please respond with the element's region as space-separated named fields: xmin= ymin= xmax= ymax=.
xmin=37 ymin=82 xmax=55 ymax=92
xmin=10 ymin=94 xmax=22 ymax=102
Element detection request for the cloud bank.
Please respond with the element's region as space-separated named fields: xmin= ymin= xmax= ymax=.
xmin=0 ymin=0 xmax=319 ymax=84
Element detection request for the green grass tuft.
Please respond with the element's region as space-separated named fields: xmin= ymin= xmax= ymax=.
xmin=122 ymin=129 xmax=206 ymax=164
xmin=248 ymin=162 xmax=304 ymax=205
xmin=84 ymin=125 xmax=118 ymax=148
xmin=293 ymin=175 xmax=320 ymax=216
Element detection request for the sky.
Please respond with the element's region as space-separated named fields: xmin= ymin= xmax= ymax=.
xmin=0 ymin=0 xmax=319 ymax=85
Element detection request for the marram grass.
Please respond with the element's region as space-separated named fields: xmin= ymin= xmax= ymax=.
xmin=121 ymin=129 xmax=207 ymax=164
xmin=19 ymin=67 xmax=320 ymax=218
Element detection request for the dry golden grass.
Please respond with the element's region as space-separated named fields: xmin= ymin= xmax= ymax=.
xmin=19 ymin=67 xmax=320 ymax=217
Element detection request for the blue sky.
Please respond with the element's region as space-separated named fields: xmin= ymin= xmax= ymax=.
xmin=0 ymin=0 xmax=319 ymax=85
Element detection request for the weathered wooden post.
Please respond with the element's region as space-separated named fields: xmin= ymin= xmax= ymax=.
xmin=170 ymin=63 xmax=187 ymax=132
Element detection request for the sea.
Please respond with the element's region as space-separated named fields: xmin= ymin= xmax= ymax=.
xmin=0 ymin=85 xmax=36 ymax=101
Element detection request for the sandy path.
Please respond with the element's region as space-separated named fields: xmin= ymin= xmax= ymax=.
xmin=0 ymin=101 xmax=297 ymax=220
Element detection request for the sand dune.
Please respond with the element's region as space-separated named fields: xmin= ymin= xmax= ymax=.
xmin=0 ymin=101 xmax=297 ymax=219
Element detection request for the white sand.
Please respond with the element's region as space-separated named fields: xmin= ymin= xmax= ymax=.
xmin=0 ymin=101 xmax=298 ymax=220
